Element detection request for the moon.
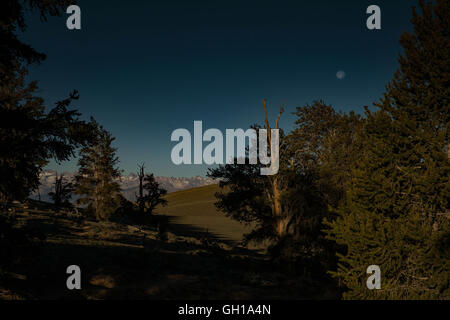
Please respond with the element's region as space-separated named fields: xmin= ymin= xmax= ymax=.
xmin=336 ymin=71 xmax=346 ymax=80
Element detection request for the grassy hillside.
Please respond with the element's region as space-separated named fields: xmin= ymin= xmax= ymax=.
xmin=156 ymin=184 xmax=253 ymax=244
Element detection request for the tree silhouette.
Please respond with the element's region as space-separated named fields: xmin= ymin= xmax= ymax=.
xmin=0 ymin=0 xmax=93 ymax=203
xmin=208 ymin=100 xmax=356 ymax=276
xmin=136 ymin=173 xmax=168 ymax=215
xmin=48 ymin=173 xmax=73 ymax=208
xmin=326 ymin=0 xmax=450 ymax=299
xmin=0 ymin=71 xmax=95 ymax=202
xmin=0 ymin=0 xmax=73 ymax=73
xmin=74 ymin=122 xmax=122 ymax=221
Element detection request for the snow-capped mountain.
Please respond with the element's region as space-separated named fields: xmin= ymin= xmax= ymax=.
xmin=32 ymin=170 xmax=216 ymax=203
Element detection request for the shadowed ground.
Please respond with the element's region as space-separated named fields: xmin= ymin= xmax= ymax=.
xmin=0 ymin=201 xmax=328 ymax=300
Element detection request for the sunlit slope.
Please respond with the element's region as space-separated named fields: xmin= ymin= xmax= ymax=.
xmin=156 ymin=184 xmax=252 ymax=243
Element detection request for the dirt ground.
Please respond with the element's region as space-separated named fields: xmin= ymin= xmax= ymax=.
xmin=0 ymin=202 xmax=329 ymax=300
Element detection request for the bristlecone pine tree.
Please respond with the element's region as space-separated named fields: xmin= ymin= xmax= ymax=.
xmin=0 ymin=65 xmax=93 ymax=202
xmin=326 ymin=0 xmax=450 ymax=299
xmin=208 ymin=101 xmax=335 ymax=274
xmin=0 ymin=0 xmax=71 ymax=74
xmin=0 ymin=1 xmax=93 ymax=202
xmin=74 ymin=123 xmax=122 ymax=220
xmin=136 ymin=173 xmax=168 ymax=214
xmin=48 ymin=173 xmax=73 ymax=207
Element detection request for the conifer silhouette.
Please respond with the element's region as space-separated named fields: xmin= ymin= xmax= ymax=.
xmin=74 ymin=122 xmax=122 ymax=221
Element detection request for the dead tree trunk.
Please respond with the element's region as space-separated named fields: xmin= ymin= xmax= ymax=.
xmin=263 ymin=99 xmax=286 ymax=239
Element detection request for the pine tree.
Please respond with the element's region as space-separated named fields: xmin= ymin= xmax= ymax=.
xmin=326 ymin=0 xmax=450 ymax=299
xmin=136 ymin=173 xmax=168 ymax=214
xmin=48 ymin=173 xmax=73 ymax=207
xmin=208 ymin=101 xmax=335 ymax=274
xmin=0 ymin=0 xmax=71 ymax=73
xmin=74 ymin=123 xmax=122 ymax=221
xmin=0 ymin=65 xmax=94 ymax=202
xmin=207 ymin=102 xmax=287 ymax=247
xmin=290 ymin=101 xmax=364 ymax=208
xmin=0 ymin=1 xmax=94 ymax=202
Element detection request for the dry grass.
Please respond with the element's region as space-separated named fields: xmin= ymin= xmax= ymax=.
xmin=0 ymin=199 xmax=315 ymax=300
xmin=156 ymin=184 xmax=254 ymax=244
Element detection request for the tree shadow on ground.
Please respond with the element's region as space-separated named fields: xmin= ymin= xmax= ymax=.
xmin=0 ymin=207 xmax=317 ymax=300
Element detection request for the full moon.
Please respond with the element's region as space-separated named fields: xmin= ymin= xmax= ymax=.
xmin=336 ymin=71 xmax=346 ymax=80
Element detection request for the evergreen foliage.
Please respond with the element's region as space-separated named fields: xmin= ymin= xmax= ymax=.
xmin=0 ymin=0 xmax=72 ymax=73
xmin=290 ymin=101 xmax=364 ymax=208
xmin=0 ymin=0 xmax=93 ymax=203
xmin=136 ymin=173 xmax=168 ymax=214
xmin=208 ymin=111 xmax=340 ymax=277
xmin=74 ymin=122 xmax=122 ymax=221
xmin=0 ymin=66 xmax=94 ymax=202
xmin=48 ymin=173 xmax=73 ymax=207
xmin=325 ymin=0 xmax=450 ymax=299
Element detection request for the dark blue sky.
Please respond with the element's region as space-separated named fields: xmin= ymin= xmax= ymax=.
xmin=21 ymin=0 xmax=418 ymax=176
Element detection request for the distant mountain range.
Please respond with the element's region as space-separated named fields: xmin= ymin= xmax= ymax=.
xmin=32 ymin=170 xmax=216 ymax=203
